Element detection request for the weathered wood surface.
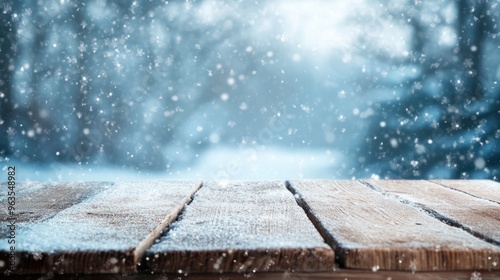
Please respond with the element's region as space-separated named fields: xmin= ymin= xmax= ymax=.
xmin=287 ymin=180 xmax=500 ymax=271
xmin=365 ymin=180 xmax=500 ymax=245
xmin=2 ymin=179 xmax=499 ymax=277
xmin=7 ymin=270 xmax=500 ymax=280
xmin=0 ymin=180 xmax=201 ymax=274
xmin=0 ymin=182 xmax=108 ymax=240
xmin=431 ymin=180 xmax=500 ymax=204
xmin=144 ymin=181 xmax=334 ymax=273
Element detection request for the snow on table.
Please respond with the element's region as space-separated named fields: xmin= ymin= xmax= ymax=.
xmin=287 ymin=180 xmax=500 ymax=271
xmin=0 ymin=180 xmax=201 ymax=274
xmin=1 ymin=180 xmax=499 ymax=277
xmin=366 ymin=180 xmax=500 ymax=245
xmin=431 ymin=180 xmax=500 ymax=204
xmin=144 ymin=181 xmax=334 ymax=273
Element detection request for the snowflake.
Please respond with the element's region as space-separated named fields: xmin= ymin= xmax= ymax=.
xmin=470 ymin=271 xmax=482 ymax=280
xmin=32 ymin=252 xmax=43 ymax=261
xmin=463 ymin=58 xmax=473 ymax=68
xmin=6 ymin=127 xmax=15 ymax=137
xmin=115 ymin=62 xmax=124 ymax=72
xmin=78 ymin=42 xmax=87 ymax=53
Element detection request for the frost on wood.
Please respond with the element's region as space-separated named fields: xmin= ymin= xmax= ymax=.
xmin=0 ymin=180 xmax=201 ymax=274
xmin=431 ymin=180 xmax=500 ymax=204
xmin=366 ymin=180 xmax=500 ymax=245
xmin=0 ymin=181 xmax=110 ymax=242
xmin=287 ymin=180 xmax=500 ymax=271
xmin=145 ymin=181 xmax=334 ymax=273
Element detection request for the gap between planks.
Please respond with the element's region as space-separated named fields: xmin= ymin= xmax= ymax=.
xmin=362 ymin=180 xmax=500 ymax=247
xmin=3 ymin=180 xmax=499 ymax=275
xmin=284 ymin=181 xmax=346 ymax=267
xmin=286 ymin=180 xmax=500 ymax=271
xmin=142 ymin=181 xmax=335 ymax=273
xmin=431 ymin=180 xmax=500 ymax=205
xmin=133 ymin=181 xmax=203 ymax=269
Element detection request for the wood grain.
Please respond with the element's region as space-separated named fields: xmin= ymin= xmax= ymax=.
xmin=144 ymin=181 xmax=334 ymax=273
xmin=0 ymin=181 xmax=111 ymax=275
xmin=431 ymin=180 xmax=500 ymax=204
xmin=7 ymin=270 xmax=500 ymax=280
xmin=0 ymin=180 xmax=201 ymax=274
xmin=287 ymin=180 xmax=500 ymax=271
xmin=365 ymin=180 xmax=500 ymax=245
xmin=0 ymin=182 xmax=109 ymax=236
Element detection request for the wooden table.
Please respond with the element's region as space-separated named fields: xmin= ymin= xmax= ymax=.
xmin=1 ymin=180 xmax=499 ymax=279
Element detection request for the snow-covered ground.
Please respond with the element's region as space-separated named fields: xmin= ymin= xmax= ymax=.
xmin=2 ymin=146 xmax=342 ymax=182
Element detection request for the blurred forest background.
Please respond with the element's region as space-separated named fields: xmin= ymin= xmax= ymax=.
xmin=0 ymin=0 xmax=499 ymax=181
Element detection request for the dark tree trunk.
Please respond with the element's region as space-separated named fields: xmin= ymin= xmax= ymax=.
xmin=0 ymin=3 xmax=19 ymax=157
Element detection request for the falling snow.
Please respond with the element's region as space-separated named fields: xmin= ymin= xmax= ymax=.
xmin=0 ymin=1 xmax=498 ymax=181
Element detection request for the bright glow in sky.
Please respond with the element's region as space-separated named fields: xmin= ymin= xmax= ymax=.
xmin=275 ymin=1 xmax=358 ymax=54
xmin=275 ymin=1 xmax=410 ymax=58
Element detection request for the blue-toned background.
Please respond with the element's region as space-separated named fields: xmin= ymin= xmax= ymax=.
xmin=0 ymin=0 xmax=498 ymax=181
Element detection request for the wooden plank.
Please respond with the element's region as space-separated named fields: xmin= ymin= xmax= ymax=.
xmin=0 ymin=181 xmax=109 ymax=231
xmin=147 ymin=270 xmax=500 ymax=280
xmin=431 ymin=180 xmax=500 ymax=204
xmin=0 ymin=181 xmax=111 ymax=275
xmin=9 ymin=270 xmax=500 ymax=280
xmin=0 ymin=180 xmax=201 ymax=274
xmin=365 ymin=180 xmax=500 ymax=245
xmin=287 ymin=180 xmax=500 ymax=271
xmin=144 ymin=181 xmax=334 ymax=273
